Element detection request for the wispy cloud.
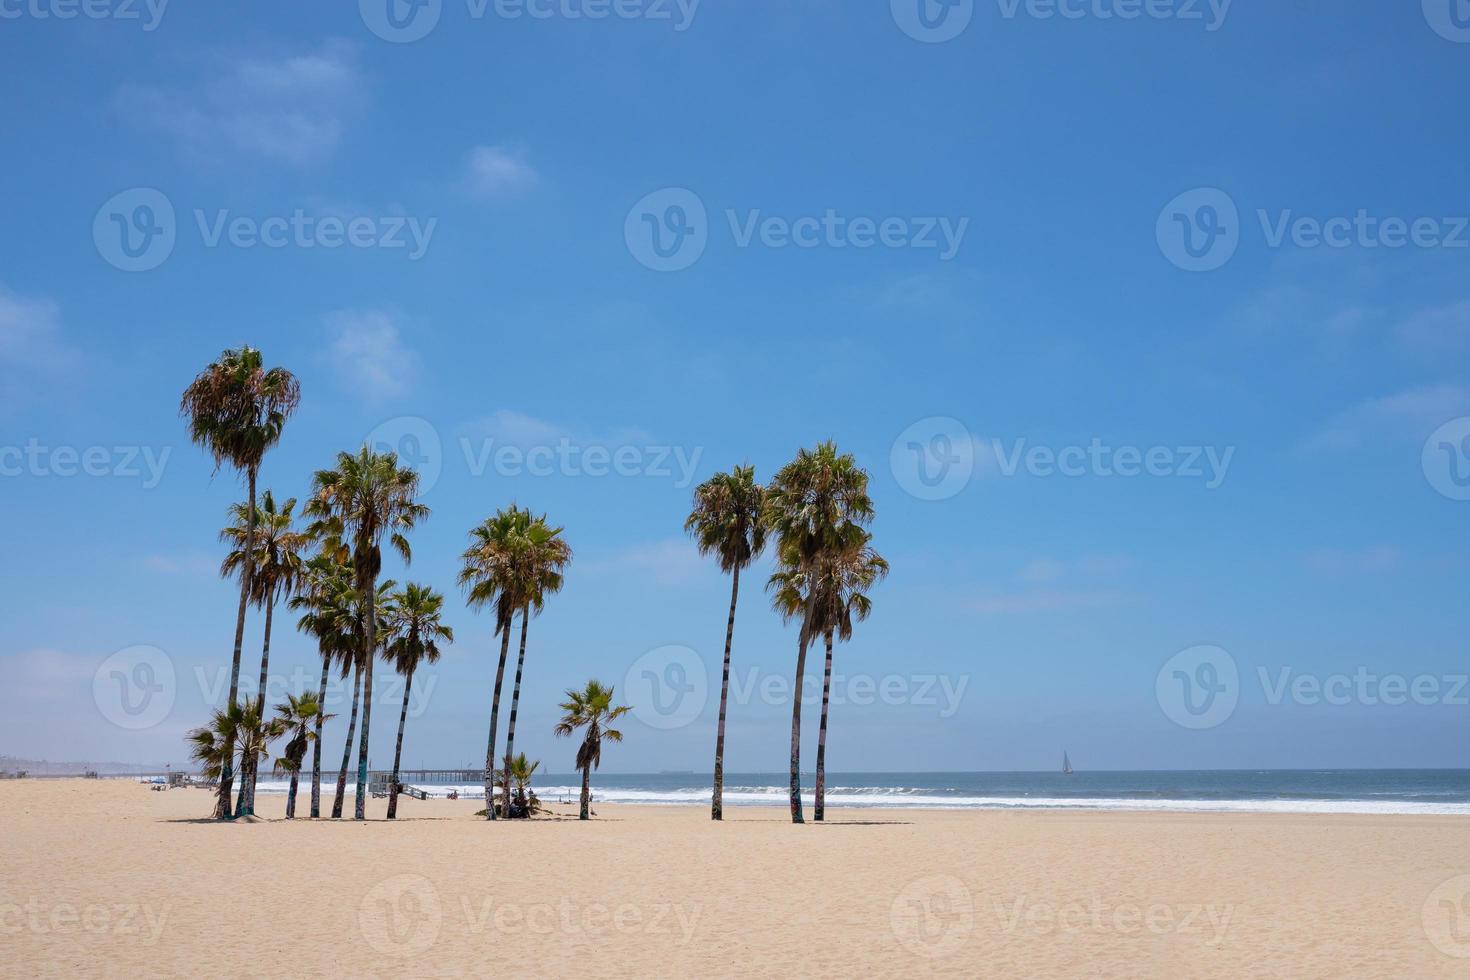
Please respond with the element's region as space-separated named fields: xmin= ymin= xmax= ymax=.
xmin=580 ymin=538 xmax=719 ymax=588
xmin=460 ymin=144 xmax=539 ymax=200
xmin=141 ymin=552 xmax=218 ymax=576
xmin=1395 ymin=299 xmax=1470 ymax=353
xmin=966 ymin=590 xmax=1133 ymax=616
xmin=1301 ymin=384 xmax=1470 ymax=452
xmin=1016 ymin=555 xmax=1135 ymax=583
xmin=115 ymin=40 xmax=365 ymax=167
xmin=1303 ymin=546 xmax=1403 ymax=575
xmin=324 ymin=309 xmax=420 ymax=399
xmin=461 ymin=409 xmax=651 ymax=449
xmin=0 ymin=285 xmax=75 ymax=411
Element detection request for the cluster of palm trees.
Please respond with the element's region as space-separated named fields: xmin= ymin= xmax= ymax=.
xmin=686 ymin=445 xmax=888 ymax=824
xmin=180 ymin=346 xmax=885 ymax=827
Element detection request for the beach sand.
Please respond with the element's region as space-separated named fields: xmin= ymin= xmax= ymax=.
xmin=2 ymin=779 xmax=1467 ymax=978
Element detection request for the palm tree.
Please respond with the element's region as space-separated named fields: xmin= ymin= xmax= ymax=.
xmin=220 ymin=490 xmax=307 ymax=816
xmin=553 ymin=680 xmax=631 ymax=821
xmin=187 ymin=700 xmax=286 ymax=816
xmin=501 ymin=514 xmax=571 ymax=819
xmin=290 ymin=554 xmax=356 ymax=818
xmin=272 ymin=693 xmax=333 ymax=819
xmin=802 ymin=525 xmax=888 ymax=822
xmin=383 ymin=583 xmax=453 ymax=819
xmin=508 ymin=752 xmax=540 ymax=817
xmin=328 ymin=580 xmax=395 ymax=819
xmin=764 ymin=441 xmax=875 ymax=824
xmin=180 ymin=346 xmax=300 ymax=819
xmin=685 ymin=465 xmax=767 ymax=820
xmin=458 ymin=506 xmax=534 ymax=820
xmin=306 ymin=447 xmax=427 ymax=821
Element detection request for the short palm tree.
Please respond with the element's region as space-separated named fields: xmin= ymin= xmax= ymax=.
xmin=458 ymin=506 xmax=534 ymax=820
xmin=181 ymin=346 xmax=300 ymax=819
xmin=554 ymin=680 xmax=631 ymax=821
xmin=328 ymin=580 xmax=395 ymax=819
xmin=306 ymin=447 xmax=427 ymax=821
xmin=685 ymin=465 xmax=766 ymax=820
xmin=383 ymin=583 xmax=453 ymax=819
xmin=220 ymin=490 xmax=307 ymax=816
xmin=272 ymin=693 xmax=334 ymax=819
xmin=765 ymin=441 xmax=875 ymax=824
xmin=501 ymin=514 xmax=571 ymax=819
xmin=802 ymin=525 xmax=888 ymax=821
xmin=508 ymin=752 xmax=540 ymax=817
xmin=290 ymin=554 xmax=356 ymax=818
xmin=187 ymin=700 xmax=286 ymax=817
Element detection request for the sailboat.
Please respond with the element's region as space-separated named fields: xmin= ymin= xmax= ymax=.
xmin=1062 ymin=751 xmax=1074 ymax=775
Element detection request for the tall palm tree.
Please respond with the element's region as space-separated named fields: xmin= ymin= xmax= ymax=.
xmin=220 ymin=490 xmax=307 ymax=816
xmin=685 ymin=465 xmax=767 ymax=821
xmin=187 ymin=699 xmax=286 ymax=817
xmin=765 ymin=441 xmax=875 ymax=824
xmin=272 ymin=692 xmax=333 ymax=819
xmin=181 ymin=346 xmax=300 ymax=819
xmin=328 ymin=580 xmax=395 ymax=819
xmin=383 ymin=583 xmax=453 ymax=820
xmin=458 ymin=506 xmax=534 ymax=820
xmin=501 ymin=514 xmax=571 ymax=819
xmin=306 ymin=447 xmax=427 ymax=821
xmin=290 ymin=554 xmax=356 ymax=818
xmin=553 ymin=680 xmax=631 ymax=821
xmin=802 ymin=525 xmax=888 ymax=822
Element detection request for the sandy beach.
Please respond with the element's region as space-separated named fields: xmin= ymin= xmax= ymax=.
xmin=1 ymin=780 xmax=1467 ymax=978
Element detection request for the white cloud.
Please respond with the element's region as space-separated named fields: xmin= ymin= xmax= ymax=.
xmin=142 ymin=553 xmax=218 ymax=576
xmin=461 ymin=144 xmax=539 ymax=200
xmin=1304 ymin=546 xmax=1403 ymax=575
xmin=324 ymin=309 xmax=420 ymax=399
xmin=1016 ymin=554 xmax=1134 ymax=583
xmin=0 ymin=286 xmax=75 ymax=410
xmin=116 ymin=40 xmax=364 ymax=167
xmin=1302 ymin=384 xmax=1470 ymax=453
xmin=581 ymin=538 xmax=716 ymax=587
xmin=966 ymin=590 xmax=1132 ymax=616
xmin=1396 ymin=300 xmax=1470 ymax=353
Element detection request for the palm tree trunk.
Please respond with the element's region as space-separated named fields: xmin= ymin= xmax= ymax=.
xmin=814 ymin=629 xmax=834 ymax=822
xmin=216 ymin=466 xmax=258 ymax=819
xmin=310 ymin=651 xmax=329 ymax=818
xmin=483 ymin=625 xmax=512 ymax=820
xmin=387 ymin=671 xmax=413 ymax=820
xmin=789 ymin=628 xmax=810 ymax=824
xmin=354 ymin=574 xmax=376 ymax=821
xmin=236 ymin=583 xmax=276 ymax=817
xmin=333 ymin=666 xmax=360 ymax=819
xmin=712 ymin=564 xmax=740 ymax=821
xmin=286 ymin=768 xmax=300 ymax=819
xmin=502 ymin=606 xmax=530 ymax=818
xmin=579 ymin=763 xmax=591 ymax=820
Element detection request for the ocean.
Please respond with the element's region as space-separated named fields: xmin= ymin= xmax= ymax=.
xmin=252 ymin=769 xmax=1470 ymax=815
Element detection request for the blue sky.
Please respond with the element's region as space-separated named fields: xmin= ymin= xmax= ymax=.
xmin=2 ymin=1 xmax=1468 ymax=774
